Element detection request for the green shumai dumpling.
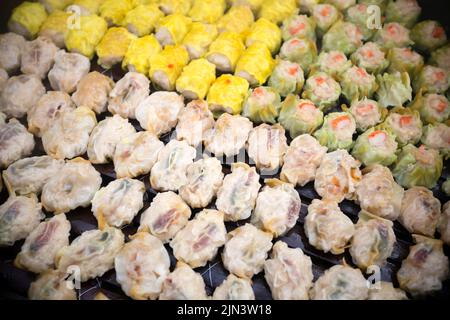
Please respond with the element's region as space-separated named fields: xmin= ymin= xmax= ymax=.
xmin=281 ymin=14 xmax=316 ymax=41
xmin=351 ymin=42 xmax=389 ymax=74
xmin=392 ymin=144 xmax=443 ymax=189
xmin=409 ymin=90 xmax=450 ymax=124
xmin=385 ymin=0 xmax=421 ymax=28
xmin=413 ymin=65 xmax=449 ymax=94
xmin=373 ymin=22 xmax=413 ymax=49
xmin=268 ymin=59 xmax=304 ymax=98
xmin=381 ymin=106 xmax=423 ymax=146
xmin=311 ymin=4 xmax=342 ymax=37
xmin=345 ymin=3 xmax=376 ymax=41
xmin=278 ymin=94 xmax=324 ymax=138
xmin=386 ymin=47 xmax=424 ymax=79
xmin=420 ymin=123 xmax=450 ymax=158
xmin=411 ymin=20 xmax=447 ymax=52
xmin=375 ymin=72 xmax=412 ymax=107
xmin=242 ymin=86 xmax=281 ymax=124
xmin=346 ymin=98 xmax=387 ymax=132
xmin=322 ymin=20 xmax=363 ymax=55
xmin=339 ymin=66 xmax=378 ymax=101
xmin=429 ymin=44 xmax=450 ymax=73
xmin=314 ymin=112 xmax=356 ymax=151
xmin=279 ymin=38 xmax=317 ymax=74
xmin=302 ymin=71 xmax=341 ymax=112
xmin=311 ymin=50 xmax=352 ymax=80
xmin=351 ymin=127 xmax=398 ymax=166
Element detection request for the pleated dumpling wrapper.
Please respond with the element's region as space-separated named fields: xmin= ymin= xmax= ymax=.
xmin=96 ymin=27 xmax=136 ymax=69
xmin=159 ymin=0 xmax=193 ymax=15
xmin=65 ymin=14 xmax=108 ymax=59
xmin=122 ymin=4 xmax=164 ymax=37
xmin=176 ymin=58 xmax=216 ymax=100
xmin=182 ymin=22 xmax=218 ymax=60
xmin=149 ymin=45 xmax=189 ymax=91
xmin=99 ymin=0 xmax=134 ymax=27
xmin=235 ymin=42 xmax=275 ymax=87
xmin=216 ymin=5 xmax=254 ymax=36
xmin=155 ymin=14 xmax=193 ymax=46
xmin=38 ymin=10 xmax=71 ymax=48
xmin=188 ymin=0 xmax=226 ymax=24
xmin=206 ymin=31 xmax=245 ymax=73
xmin=39 ymin=0 xmax=73 ymax=13
xmin=207 ymin=74 xmax=249 ymax=118
xmin=122 ymin=34 xmax=162 ymax=75
xmin=246 ymin=18 xmax=281 ymax=55
xmin=68 ymin=0 xmax=105 ymax=15
xmin=258 ymin=0 xmax=297 ymax=26
xmin=8 ymin=1 xmax=48 ymax=40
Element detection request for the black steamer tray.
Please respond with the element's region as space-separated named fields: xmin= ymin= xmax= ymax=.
xmin=0 ymin=0 xmax=449 ymax=300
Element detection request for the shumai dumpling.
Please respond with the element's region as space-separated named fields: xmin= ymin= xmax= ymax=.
xmin=139 ymin=191 xmax=192 ymax=243
xmin=56 ymin=227 xmax=125 ymax=282
xmin=27 ymin=91 xmax=75 ymax=137
xmin=41 ymin=158 xmax=102 ymax=214
xmin=0 ymin=33 xmax=26 ymax=73
xmin=150 ymin=140 xmax=196 ymax=192
xmin=72 ymin=71 xmax=115 ymax=114
xmin=41 ymin=106 xmax=97 ymax=160
xmin=108 ymin=71 xmax=150 ymax=119
xmin=264 ymin=241 xmax=313 ymax=300
xmin=0 ymin=69 xmax=8 ymax=92
xmin=21 ymin=36 xmax=58 ymax=79
xmin=399 ymin=186 xmax=441 ymax=237
xmin=368 ymin=281 xmax=408 ymax=300
xmin=355 ymin=164 xmax=404 ymax=220
xmin=314 ymin=149 xmax=362 ymax=203
xmin=115 ymin=232 xmax=170 ymax=300
xmin=0 ymin=74 xmax=45 ymax=118
xmin=439 ymin=201 xmax=450 ymax=246
xmin=87 ymin=115 xmax=136 ymax=164
xmin=222 ymin=223 xmax=273 ymax=279
xmin=15 ymin=214 xmax=71 ymax=273
xmin=0 ymin=195 xmax=44 ymax=247
xmin=113 ymin=131 xmax=164 ymax=178
xmin=176 ymin=100 xmax=215 ymax=147
xmin=280 ymin=134 xmax=327 ymax=187
xmin=159 ymin=262 xmax=208 ymax=300
xmin=0 ymin=118 xmax=35 ymax=169
xmin=135 ymin=91 xmax=184 ymax=136
xmin=204 ymin=113 xmax=253 ymax=157
xmin=213 ymin=274 xmax=255 ymax=300
xmin=48 ymin=50 xmax=90 ymax=94
xmin=170 ymin=209 xmax=227 ymax=268
xmin=28 ymin=270 xmax=76 ymax=300
xmin=216 ymin=163 xmax=261 ymax=222
xmin=2 ymin=155 xmax=64 ymax=196
xmin=397 ymin=235 xmax=449 ymax=297
xmin=178 ymin=157 xmax=224 ymax=208
xmin=305 ymin=198 xmax=355 ymax=255
xmin=251 ymin=179 xmax=301 ymax=237
xmin=92 ymin=178 xmax=145 ymax=229
xmin=310 ymin=265 xmax=369 ymax=300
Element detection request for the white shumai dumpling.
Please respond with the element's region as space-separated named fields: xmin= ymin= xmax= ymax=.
xmin=368 ymin=282 xmax=408 ymax=300
xmin=204 ymin=113 xmax=253 ymax=157
xmin=92 ymin=178 xmax=145 ymax=229
xmin=0 ymin=33 xmax=26 ymax=73
xmin=135 ymin=91 xmax=184 ymax=136
xmin=216 ymin=163 xmax=261 ymax=222
xmin=439 ymin=201 xmax=450 ymax=245
xmin=28 ymin=270 xmax=77 ymax=300
xmin=0 ymin=195 xmax=44 ymax=247
xmin=355 ymin=164 xmax=404 ymax=220
xmin=114 ymin=131 xmax=164 ymax=178
xmin=280 ymin=134 xmax=327 ymax=187
xmin=310 ymin=265 xmax=369 ymax=300
xmin=41 ymin=158 xmax=102 ymax=214
xmin=264 ymin=241 xmax=314 ymax=300
xmin=247 ymin=123 xmax=288 ymax=172
xmin=0 ymin=118 xmax=35 ymax=169
xmin=251 ymin=179 xmax=301 ymax=237
xmin=179 ymin=157 xmax=224 ymax=208
xmin=15 ymin=214 xmax=71 ymax=274
xmin=222 ymin=223 xmax=273 ymax=279
xmin=42 ymin=106 xmax=97 ymax=160
xmin=27 ymin=91 xmax=75 ymax=137
xmin=3 ymin=156 xmax=64 ymax=196
xmin=176 ymin=100 xmax=215 ymax=147
xmin=397 ymin=235 xmax=449 ymax=297
xmin=108 ymin=71 xmax=150 ymax=119
xmin=213 ymin=274 xmax=255 ymax=300
xmin=21 ymin=37 xmax=58 ymax=79
xmin=314 ymin=149 xmax=362 ymax=203
xmin=350 ymin=211 xmax=396 ymax=270
xmin=305 ymin=199 xmax=355 ymax=255
xmin=0 ymin=74 xmax=45 ymax=118
xmin=87 ymin=115 xmax=136 ymax=164
xmin=159 ymin=262 xmax=208 ymax=300
xmin=170 ymin=209 xmax=227 ymax=268
xmin=56 ymin=227 xmax=125 ymax=282
xmin=399 ymin=187 xmax=441 ymax=237
xmin=139 ymin=191 xmax=192 ymax=243
xmin=115 ymin=232 xmax=170 ymax=300
xmin=71 ymin=71 xmax=115 ymax=114
xmin=150 ymin=139 xmax=196 ymax=192
xmin=48 ymin=50 xmax=90 ymax=94
xmin=0 ymin=69 xmax=8 ymax=92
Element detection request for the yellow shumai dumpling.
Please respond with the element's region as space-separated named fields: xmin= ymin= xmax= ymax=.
xmin=123 ymin=34 xmax=162 ymax=75
xmin=188 ymin=0 xmax=226 ymax=24
xmin=96 ymin=27 xmax=136 ymax=69
xmin=39 ymin=0 xmax=73 ymax=13
xmin=8 ymin=1 xmax=48 ymax=40
xmin=246 ymin=18 xmax=282 ymax=55
xmin=122 ymin=4 xmax=164 ymax=36
xmin=182 ymin=22 xmax=218 ymax=60
xmin=39 ymin=10 xmax=71 ymax=48
xmin=149 ymin=45 xmax=189 ymax=91
xmin=207 ymin=74 xmax=249 ymax=117
xmin=216 ymin=5 xmax=254 ymax=36
xmin=99 ymin=0 xmax=134 ymax=26
xmin=206 ymin=31 xmax=245 ymax=72
xmin=235 ymin=42 xmax=275 ymax=86
xmin=176 ymin=58 xmax=216 ymax=100
xmin=258 ymin=0 xmax=297 ymax=26
xmin=155 ymin=14 xmax=192 ymax=46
